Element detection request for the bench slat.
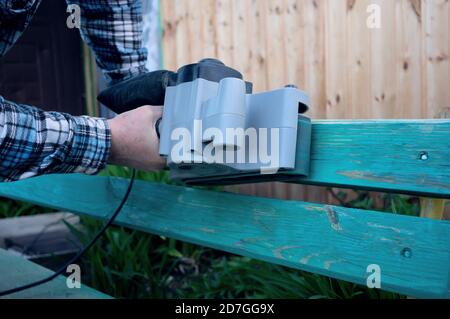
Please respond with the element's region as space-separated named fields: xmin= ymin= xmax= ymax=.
xmin=0 ymin=174 xmax=448 ymax=298
xmin=292 ymin=120 xmax=450 ymax=198
xmin=0 ymin=248 xmax=110 ymax=299
xmin=186 ymin=120 xmax=450 ymax=198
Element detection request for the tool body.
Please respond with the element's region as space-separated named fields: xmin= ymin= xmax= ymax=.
xmin=99 ymin=59 xmax=312 ymax=185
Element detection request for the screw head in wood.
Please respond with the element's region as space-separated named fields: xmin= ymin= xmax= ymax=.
xmin=419 ymin=151 xmax=429 ymax=161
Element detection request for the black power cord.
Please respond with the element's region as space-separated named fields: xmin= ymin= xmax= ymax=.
xmin=0 ymin=169 xmax=136 ymax=298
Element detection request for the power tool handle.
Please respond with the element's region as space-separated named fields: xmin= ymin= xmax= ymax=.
xmin=97 ymin=70 xmax=177 ymax=114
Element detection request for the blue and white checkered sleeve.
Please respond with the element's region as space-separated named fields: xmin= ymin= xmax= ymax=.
xmin=0 ymin=98 xmax=111 ymax=182
xmin=67 ymin=0 xmax=149 ymax=86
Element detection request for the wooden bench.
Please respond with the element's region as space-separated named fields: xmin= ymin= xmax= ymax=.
xmin=0 ymin=248 xmax=110 ymax=299
xmin=0 ymin=119 xmax=448 ymax=299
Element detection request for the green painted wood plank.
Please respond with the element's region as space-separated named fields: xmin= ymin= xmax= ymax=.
xmin=184 ymin=120 xmax=450 ymax=198
xmin=292 ymin=120 xmax=450 ymax=198
xmin=0 ymin=174 xmax=449 ymax=298
xmin=0 ymin=248 xmax=111 ymax=299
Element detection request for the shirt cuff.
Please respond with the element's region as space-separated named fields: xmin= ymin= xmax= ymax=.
xmin=58 ymin=116 xmax=112 ymax=175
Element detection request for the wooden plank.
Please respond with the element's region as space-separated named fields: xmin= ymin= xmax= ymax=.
xmin=247 ymin=0 xmax=269 ymax=93
xmin=200 ymin=0 xmax=218 ymax=59
xmin=284 ymin=0 xmax=305 ymax=93
xmin=185 ymin=0 xmax=203 ymax=62
xmin=0 ymin=213 xmax=78 ymax=244
xmin=160 ymin=0 xmax=177 ymax=68
xmin=370 ymin=0 xmax=397 ymax=119
xmin=0 ymin=248 xmax=110 ymax=299
xmin=346 ymin=0 xmax=372 ymax=119
xmin=0 ymin=212 xmax=80 ymax=253
xmin=176 ymin=119 xmax=450 ymax=198
xmin=0 ymin=174 xmax=448 ymax=298
xmin=215 ymin=0 xmax=233 ymax=66
xmin=289 ymin=119 xmax=450 ymax=198
xmin=420 ymin=198 xmax=447 ymax=220
xmin=173 ymin=0 xmax=190 ymax=67
xmin=422 ymin=0 xmax=449 ymax=118
xmin=324 ymin=0 xmax=348 ymax=119
xmin=303 ymin=0 xmax=326 ymax=119
xmin=419 ymin=194 xmax=448 ymax=299
xmin=395 ymin=0 xmax=424 ymax=118
xmin=265 ymin=0 xmax=287 ymax=90
xmin=230 ymin=0 xmax=250 ymax=76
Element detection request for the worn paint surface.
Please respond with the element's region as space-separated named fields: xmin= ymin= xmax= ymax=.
xmin=290 ymin=120 xmax=450 ymax=198
xmin=0 ymin=248 xmax=110 ymax=299
xmin=185 ymin=120 xmax=450 ymax=198
xmin=0 ymin=175 xmax=448 ymax=298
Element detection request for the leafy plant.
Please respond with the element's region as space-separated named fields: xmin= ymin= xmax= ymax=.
xmin=329 ymin=189 xmax=420 ymax=217
xmin=66 ymin=216 xmax=213 ymax=298
xmin=69 ymin=215 xmax=403 ymax=299
xmin=0 ymin=197 xmax=53 ymax=218
xmin=180 ymin=256 xmax=403 ymax=299
xmin=100 ymin=165 xmax=177 ymax=185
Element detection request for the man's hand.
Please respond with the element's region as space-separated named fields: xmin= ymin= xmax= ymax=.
xmin=107 ymin=105 xmax=165 ymax=171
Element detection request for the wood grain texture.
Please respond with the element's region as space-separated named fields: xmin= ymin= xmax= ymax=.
xmin=395 ymin=0 xmax=423 ymax=118
xmin=370 ymin=0 xmax=396 ymax=118
xmin=0 ymin=174 xmax=448 ymax=298
xmin=422 ymin=0 xmax=449 ymax=118
xmin=420 ymin=198 xmax=447 ymax=220
xmin=178 ymin=120 xmax=450 ymax=198
xmin=324 ymin=0 xmax=348 ymax=119
xmin=0 ymin=248 xmax=110 ymax=299
xmin=289 ymin=119 xmax=450 ymax=198
xmin=161 ymin=0 xmax=449 ymax=119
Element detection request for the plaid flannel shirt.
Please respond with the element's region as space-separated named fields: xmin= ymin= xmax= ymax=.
xmin=0 ymin=0 xmax=149 ymax=181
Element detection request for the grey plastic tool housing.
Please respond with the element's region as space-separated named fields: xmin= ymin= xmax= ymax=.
xmin=159 ymin=76 xmax=311 ymax=183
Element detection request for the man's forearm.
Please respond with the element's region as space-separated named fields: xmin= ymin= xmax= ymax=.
xmin=0 ymin=97 xmax=110 ymax=181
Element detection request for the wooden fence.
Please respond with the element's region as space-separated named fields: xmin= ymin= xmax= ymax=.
xmin=160 ymin=0 xmax=449 ymax=202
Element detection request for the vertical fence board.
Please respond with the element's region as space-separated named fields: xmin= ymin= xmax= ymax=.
xmin=265 ymin=0 xmax=288 ymax=91
xmin=422 ymin=0 xmax=449 ymax=118
xmin=230 ymin=0 xmax=251 ymax=76
xmin=247 ymin=0 xmax=269 ymax=92
xmin=160 ymin=0 xmax=176 ymax=68
xmin=346 ymin=0 xmax=373 ymax=118
xmin=395 ymin=0 xmax=424 ymax=118
xmin=324 ymin=0 xmax=348 ymax=119
xmin=370 ymin=0 xmax=397 ymax=118
xmin=284 ymin=0 xmax=306 ymax=91
xmin=303 ymin=0 xmax=327 ymax=119
xmin=215 ymin=0 xmax=234 ymax=65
